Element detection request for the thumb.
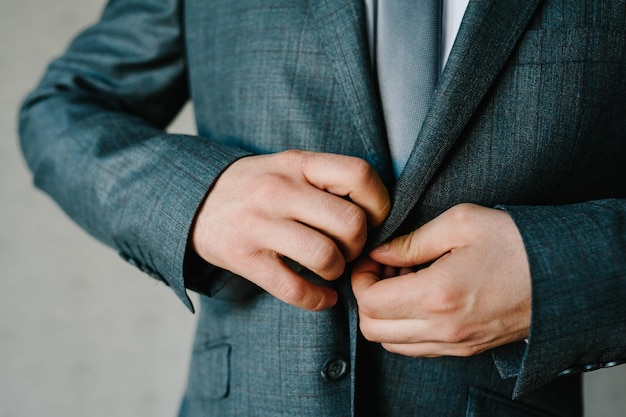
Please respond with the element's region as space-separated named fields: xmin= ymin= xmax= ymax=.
xmin=350 ymin=256 xmax=383 ymax=300
xmin=369 ymin=208 xmax=466 ymax=267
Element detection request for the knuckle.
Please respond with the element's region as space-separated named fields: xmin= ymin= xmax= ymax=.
xmin=357 ymin=302 xmax=374 ymax=319
xmin=351 ymin=159 xmax=378 ymax=188
xmin=449 ymin=203 xmax=474 ymax=222
xmin=356 ymin=293 xmax=381 ymax=319
xmin=358 ymin=319 xmax=377 ymax=342
xmin=347 ymin=156 xmax=371 ymax=174
xmin=441 ymin=325 xmax=469 ymax=344
xmin=251 ymin=173 xmax=293 ymax=201
xmin=283 ymin=149 xmax=308 ymax=172
xmin=281 ymin=149 xmax=305 ymax=161
xmin=358 ymin=322 xmax=371 ymax=339
xmin=342 ymin=203 xmax=367 ymax=230
xmin=425 ymin=284 xmax=461 ymax=313
xmin=340 ymin=206 xmax=368 ymax=254
xmin=309 ymin=240 xmax=343 ymax=277
xmin=309 ymin=300 xmax=326 ymax=312
xmin=447 ymin=203 xmax=481 ymax=232
xmin=275 ymin=278 xmax=308 ymax=305
xmin=397 ymin=231 xmax=421 ymax=258
xmin=455 ymin=344 xmax=481 ymax=357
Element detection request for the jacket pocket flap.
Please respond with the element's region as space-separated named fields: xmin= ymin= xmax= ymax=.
xmin=187 ymin=342 xmax=231 ymax=400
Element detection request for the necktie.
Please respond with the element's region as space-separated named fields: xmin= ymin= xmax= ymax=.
xmin=376 ymin=0 xmax=442 ymax=177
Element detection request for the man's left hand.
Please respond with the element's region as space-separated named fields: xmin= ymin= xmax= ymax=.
xmin=351 ymin=204 xmax=531 ymax=357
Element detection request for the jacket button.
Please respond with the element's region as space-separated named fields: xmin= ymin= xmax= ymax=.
xmin=582 ymin=363 xmax=602 ymax=372
xmin=557 ymin=366 xmax=580 ymax=377
xmin=603 ymin=359 xmax=625 ymax=368
xmin=321 ymin=355 xmax=349 ymax=381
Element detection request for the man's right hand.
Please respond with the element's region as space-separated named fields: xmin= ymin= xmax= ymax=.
xmin=191 ymin=150 xmax=391 ymax=311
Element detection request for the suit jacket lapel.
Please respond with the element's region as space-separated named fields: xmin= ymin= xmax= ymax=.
xmin=310 ymin=0 xmax=394 ymax=184
xmin=372 ymin=0 xmax=545 ymax=247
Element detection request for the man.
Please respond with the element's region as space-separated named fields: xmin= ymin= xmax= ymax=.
xmin=19 ymin=0 xmax=626 ymax=416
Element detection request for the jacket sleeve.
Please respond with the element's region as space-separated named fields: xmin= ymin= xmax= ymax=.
xmin=18 ymin=0 xmax=251 ymax=311
xmin=492 ymin=199 xmax=626 ymax=398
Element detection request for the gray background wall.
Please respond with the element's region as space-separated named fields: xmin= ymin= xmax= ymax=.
xmin=1 ymin=0 xmax=624 ymax=416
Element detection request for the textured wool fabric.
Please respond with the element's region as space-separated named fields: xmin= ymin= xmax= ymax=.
xmin=19 ymin=0 xmax=626 ymax=416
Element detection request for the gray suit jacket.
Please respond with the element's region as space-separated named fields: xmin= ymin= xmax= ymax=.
xmin=19 ymin=0 xmax=626 ymax=416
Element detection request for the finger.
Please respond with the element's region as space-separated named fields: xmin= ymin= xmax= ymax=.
xmin=240 ymin=252 xmax=338 ymax=311
xmin=351 ymin=256 xmax=383 ymax=301
xmin=258 ymin=217 xmax=347 ymax=281
xmin=369 ymin=206 xmax=475 ymax=267
xmin=358 ymin=315 xmax=426 ymax=344
xmin=353 ymin=266 xmax=435 ymax=320
xmin=358 ymin=309 xmax=465 ymax=344
xmin=381 ymin=341 xmax=487 ymax=358
xmin=283 ymin=186 xmax=368 ymax=262
xmin=359 ymin=316 xmax=490 ymax=357
xmin=369 ymin=231 xmax=448 ymax=268
xmin=297 ymin=151 xmax=391 ymax=227
xmin=352 ymin=259 xmax=433 ymax=319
